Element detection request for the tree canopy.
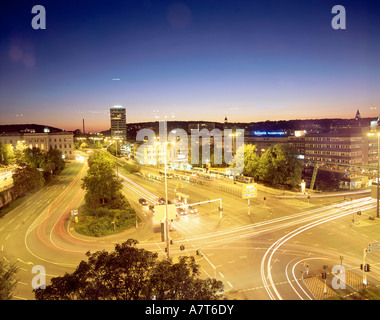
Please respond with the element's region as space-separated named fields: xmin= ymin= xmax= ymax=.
xmin=0 ymin=261 xmax=18 ymax=300
xmin=0 ymin=143 xmax=14 ymax=166
xmin=82 ymin=151 xmax=122 ymax=207
xmin=240 ymin=143 xmax=302 ymax=189
xmin=34 ymin=239 xmax=224 ymax=300
xmin=12 ymin=166 xmax=44 ymax=197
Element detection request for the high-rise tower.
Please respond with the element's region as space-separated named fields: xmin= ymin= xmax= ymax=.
xmin=110 ymin=106 xmax=127 ymax=140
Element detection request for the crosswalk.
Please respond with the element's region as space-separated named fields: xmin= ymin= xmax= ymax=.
xmin=303 ymin=270 xmax=374 ymax=300
xmin=303 ymin=276 xmax=336 ymax=300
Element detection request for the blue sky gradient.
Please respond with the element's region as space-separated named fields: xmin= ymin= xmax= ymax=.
xmin=0 ymin=0 xmax=379 ymax=132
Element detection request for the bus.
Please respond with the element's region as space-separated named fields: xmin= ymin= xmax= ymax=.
xmin=234 ymin=175 xmax=254 ymax=184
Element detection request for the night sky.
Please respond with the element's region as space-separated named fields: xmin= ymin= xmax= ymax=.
xmin=0 ymin=0 xmax=379 ymax=132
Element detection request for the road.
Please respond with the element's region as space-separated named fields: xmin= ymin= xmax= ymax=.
xmin=1 ymin=159 xmax=379 ymax=300
xmin=0 ymin=170 xmax=13 ymax=191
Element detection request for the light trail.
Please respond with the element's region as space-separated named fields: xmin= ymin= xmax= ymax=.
xmin=260 ymin=197 xmax=376 ymax=300
xmin=176 ymin=197 xmax=374 ymax=246
xmin=118 ymin=172 xmax=160 ymax=204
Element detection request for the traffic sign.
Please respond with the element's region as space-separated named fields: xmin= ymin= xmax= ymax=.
xmin=242 ymin=183 xmax=257 ymax=199
xmin=367 ymin=242 xmax=380 ymax=253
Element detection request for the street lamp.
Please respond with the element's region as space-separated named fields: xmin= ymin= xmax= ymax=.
xmin=368 ymin=132 xmax=380 ymax=218
xmin=156 ymin=140 xmax=171 ymax=258
xmin=113 ymin=137 xmax=121 ymax=180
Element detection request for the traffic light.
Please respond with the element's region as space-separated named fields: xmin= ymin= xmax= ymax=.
xmin=360 ymin=264 xmax=363 ymax=270
xmin=321 ymin=272 xmax=327 ymax=279
xmin=364 ymin=264 xmax=371 ymax=272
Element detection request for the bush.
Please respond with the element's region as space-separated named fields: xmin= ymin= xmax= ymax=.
xmin=75 ymin=207 xmax=138 ymax=237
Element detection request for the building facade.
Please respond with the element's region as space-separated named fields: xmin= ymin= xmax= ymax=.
xmin=304 ymin=127 xmax=369 ymax=165
xmin=110 ymin=106 xmax=127 ymax=140
xmin=0 ymin=131 xmax=75 ymax=159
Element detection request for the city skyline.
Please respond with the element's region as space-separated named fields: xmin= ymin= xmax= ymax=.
xmin=1 ymin=0 xmax=379 ymax=133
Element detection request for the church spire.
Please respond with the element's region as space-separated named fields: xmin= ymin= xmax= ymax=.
xmin=355 ymin=109 xmax=361 ymax=120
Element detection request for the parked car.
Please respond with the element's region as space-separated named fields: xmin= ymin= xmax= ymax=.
xmin=158 ymin=197 xmax=165 ymax=204
xmin=139 ymin=198 xmax=148 ymax=205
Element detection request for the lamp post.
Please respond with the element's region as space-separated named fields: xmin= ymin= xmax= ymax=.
xmin=164 ymin=141 xmax=170 ymax=258
xmin=113 ymin=137 xmax=120 ymax=180
xmin=156 ymin=140 xmax=170 ymax=258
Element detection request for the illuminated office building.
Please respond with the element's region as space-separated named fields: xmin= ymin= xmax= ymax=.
xmin=110 ymin=106 xmax=127 ymax=140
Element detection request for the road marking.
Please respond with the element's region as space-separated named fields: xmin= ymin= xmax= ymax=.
xmin=17 ymin=258 xmax=34 ymax=265
xmin=227 ymin=281 xmax=233 ymax=288
xmin=219 ymin=272 xmax=225 ymax=278
xmin=5 ymin=234 xmax=11 ymax=241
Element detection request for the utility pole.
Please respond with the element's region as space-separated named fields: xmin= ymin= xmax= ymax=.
xmin=362 ymin=248 xmax=368 ymax=286
xmin=323 ymin=265 xmax=328 ymax=295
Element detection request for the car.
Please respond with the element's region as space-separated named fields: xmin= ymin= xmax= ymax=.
xmin=149 ymin=205 xmax=155 ymax=212
xmin=139 ymin=198 xmax=148 ymax=205
xmin=176 ymin=207 xmax=187 ymax=215
xmin=158 ymin=197 xmax=166 ymax=204
xmin=187 ymin=206 xmax=198 ymax=214
xmin=174 ymin=200 xmax=184 ymax=207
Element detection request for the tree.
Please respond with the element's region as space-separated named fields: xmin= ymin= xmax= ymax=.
xmin=258 ymin=144 xmax=302 ymax=188
xmin=107 ymin=142 xmax=121 ymax=157
xmin=88 ymin=150 xmax=114 ymax=168
xmin=23 ymin=147 xmax=47 ymax=169
xmin=82 ymin=151 xmax=122 ymax=207
xmin=258 ymin=147 xmax=276 ymax=184
xmin=240 ymin=144 xmax=260 ymax=180
xmin=34 ymin=239 xmax=224 ymax=300
xmin=91 ymin=141 xmax=103 ymax=149
xmin=12 ymin=166 xmax=44 ymax=197
xmin=13 ymin=142 xmax=28 ymax=166
xmin=0 ymin=143 xmax=14 ymax=165
xmin=46 ymin=148 xmax=65 ymax=174
xmin=271 ymin=144 xmax=302 ymax=188
xmin=0 ymin=261 xmax=18 ymax=300
xmin=314 ymin=170 xmax=341 ymax=191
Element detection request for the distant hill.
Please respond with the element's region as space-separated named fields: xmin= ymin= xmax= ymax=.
xmin=0 ymin=124 xmax=65 ymax=134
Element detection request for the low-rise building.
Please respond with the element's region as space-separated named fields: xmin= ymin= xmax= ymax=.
xmin=0 ymin=131 xmax=75 ymax=159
